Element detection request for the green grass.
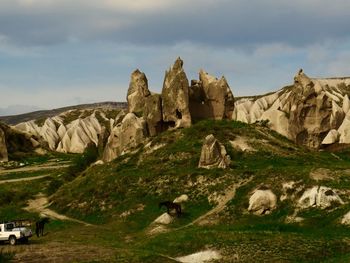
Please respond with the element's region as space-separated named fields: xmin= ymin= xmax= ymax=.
xmin=3 ymin=120 xmax=350 ymax=261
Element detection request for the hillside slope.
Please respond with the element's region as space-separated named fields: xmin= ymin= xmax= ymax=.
xmin=49 ymin=120 xmax=350 ymax=262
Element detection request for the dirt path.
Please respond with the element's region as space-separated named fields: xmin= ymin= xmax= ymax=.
xmin=0 ymin=174 xmax=51 ymax=184
xmin=186 ymin=178 xmax=251 ymax=227
xmin=0 ymin=163 xmax=70 ymax=175
xmin=24 ymin=193 xmax=92 ymax=226
xmin=149 ymin=178 xmax=252 ymax=235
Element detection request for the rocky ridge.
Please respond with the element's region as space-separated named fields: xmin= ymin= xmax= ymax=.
xmin=234 ymin=69 xmax=350 ymax=148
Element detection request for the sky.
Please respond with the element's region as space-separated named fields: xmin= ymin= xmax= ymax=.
xmin=1 ymin=0 xmax=350 ymax=115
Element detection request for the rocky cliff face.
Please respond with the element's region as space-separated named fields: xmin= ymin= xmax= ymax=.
xmin=190 ymin=70 xmax=235 ymax=120
xmin=13 ymin=110 xmax=117 ymax=154
xmin=161 ymin=57 xmax=192 ymax=128
xmin=234 ymin=69 xmax=350 ymax=148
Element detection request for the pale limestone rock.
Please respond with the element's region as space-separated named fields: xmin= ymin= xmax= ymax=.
xmin=173 ymin=194 xmax=189 ymax=204
xmin=198 ymin=134 xmax=230 ymax=169
xmin=233 ymin=69 xmax=350 ymax=149
xmin=144 ymin=93 xmax=163 ymax=136
xmin=298 ymin=186 xmax=344 ymax=209
xmin=343 ymin=95 xmax=350 ymax=114
xmin=127 ymin=69 xmax=151 ymax=114
xmin=161 ymin=57 xmax=191 ymax=128
xmin=341 ymin=211 xmax=350 ymax=225
xmin=248 ymin=189 xmax=277 ymax=215
xmin=0 ymin=127 xmax=8 ymax=162
xmin=189 ymin=70 xmax=235 ymax=120
xmin=153 ymin=213 xmax=174 ymax=225
xmin=176 ymin=250 xmax=221 ymax=263
xmin=103 ymin=113 xmax=147 ymax=162
xmin=322 ymin=129 xmax=339 ymax=144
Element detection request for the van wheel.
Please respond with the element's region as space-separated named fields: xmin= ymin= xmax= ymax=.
xmin=9 ymin=236 xmax=16 ymax=246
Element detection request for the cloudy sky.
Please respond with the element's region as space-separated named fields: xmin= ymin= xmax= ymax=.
xmin=1 ymin=0 xmax=350 ymax=115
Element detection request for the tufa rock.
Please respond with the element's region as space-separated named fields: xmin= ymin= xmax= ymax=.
xmin=0 ymin=127 xmax=8 ymax=162
xmin=298 ymin=186 xmax=344 ymax=209
xmin=103 ymin=113 xmax=147 ymax=162
xmin=161 ymin=57 xmax=191 ymax=128
xmin=233 ymin=69 xmax=350 ymax=148
xmin=173 ymin=194 xmax=189 ymax=204
xmin=189 ymin=70 xmax=235 ymax=120
xmin=198 ymin=134 xmax=231 ymax=169
xmin=341 ymin=211 xmax=350 ymax=225
xmin=144 ymin=93 xmax=163 ymax=136
xmin=127 ymin=69 xmax=151 ymax=114
xmin=248 ymin=189 xmax=277 ymax=215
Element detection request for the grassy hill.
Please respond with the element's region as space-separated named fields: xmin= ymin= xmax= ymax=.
xmin=41 ymin=120 xmax=350 ymax=262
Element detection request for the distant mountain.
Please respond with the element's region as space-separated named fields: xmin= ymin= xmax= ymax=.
xmin=0 ymin=101 xmax=127 ymax=125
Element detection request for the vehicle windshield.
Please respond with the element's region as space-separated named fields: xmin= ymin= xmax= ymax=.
xmin=5 ymin=223 xmax=14 ymax=231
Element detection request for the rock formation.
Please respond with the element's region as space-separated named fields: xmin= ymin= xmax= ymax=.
xmin=103 ymin=113 xmax=147 ymax=162
xmin=234 ymin=69 xmax=350 ymax=148
xmin=161 ymin=57 xmax=192 ymax=128
xmin=248 ymin=189 xmax=277 ymax=215
xmin=341 ymin=211 xmax=350 ymax=225
xmin=0 ymin=127 xmax=8 ymax=162
xmin=198 ymin=134 xmax=231 ymax=169
xmin=127 ymin=69 xmax=151 ymax=114
xmin=298 ymin=186 xmax=344 ymax=209
xmin=14 ymin=112 xmax=104 ymax=154
xmin=189 ymin=70 xmax=235 ymax=120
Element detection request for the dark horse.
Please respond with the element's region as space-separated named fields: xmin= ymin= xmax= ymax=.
xmin=35 ymin=217 xmax=50 ymax=237
xmin=159 ymin=201 xmax=181 ymax=216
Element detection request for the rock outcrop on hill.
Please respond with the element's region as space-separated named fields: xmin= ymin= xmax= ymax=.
xmin=198 ymin=134 xmax=231 ymax=169
xmin=298 ymin=186 xmax=344 ymax=209
xmin=162 ymin=57 xmax=192 ymax=128
xmin=189 ymin=70 xmax=235 ymax=120
xmin=248 ymin=189 xmax=277 ymax=215
xmin=234 ymin=69 xmax=350 ymax=148
xmin=15 ymin=113 xmax=103 ymax=154
xmin=103 ymin=113 xmax=147 ymax=162
xmin=127 ymin=69 xmax=151 ymax=114
xmin=0 ymin=127 xmax=8 ymax=162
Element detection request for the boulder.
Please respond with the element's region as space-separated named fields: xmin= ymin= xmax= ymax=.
xmin=173 ymin=194 xmax=189 ymax=204
xmin=103 ymin=113 xmax=147 ymax=162
xmin=198 ymin=134 xmax=231 ymax=169
xmin=161 ymin=57 xmax=191 ymax=128
xmin=0 ymin=127 xmax=8 ymax=162
xmin=189 ymin=70 xmax=235 ymax=120
xmin=153 ymin=213 xmax=174 ymax=225
xmin=341 ymin=211 xmax=350 ymax=225
xmin=248 ymin=189 xmax=277 ymax=215
xmin=298 ymin=186 xmax=344 ymax=209
xmin=127 ymin=69 xmax=151 ymax=114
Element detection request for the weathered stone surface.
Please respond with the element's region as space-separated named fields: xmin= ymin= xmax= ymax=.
xmin=173 ymin=194 xmax=189 ymax=204
xmin=56 ymin=115 xmax=102 ymax=153
xmin=341 ymin=211 xmax=350 ymax=225
xmin=0 ymin=127 xmax=8 ymax=162
xmin=198 ymin=134 xmax=230 ymax=169
xmin=144 ymin=93 xmax=163 ymax=136
xmin=153 ymin=213 xmax=174 ymax=225
xmin=248 ymin=189 xmax=277 ymax=215
xmin=233 ymin=69 xmax=350 ymax=148
xmin=162 ymin=57 xmax=191 ymax=128
xmin=103 ymin=113 xmax=147 ymax=162
xmin=189 ymin=70 xmax=235 ymax=120
xmin=298 ymin=186 xmax=344 ymax=209
xmin=15 ymin=113 xmax=104 ymax=154
xmin=127 ymin=69 xmax=151 ymax=114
